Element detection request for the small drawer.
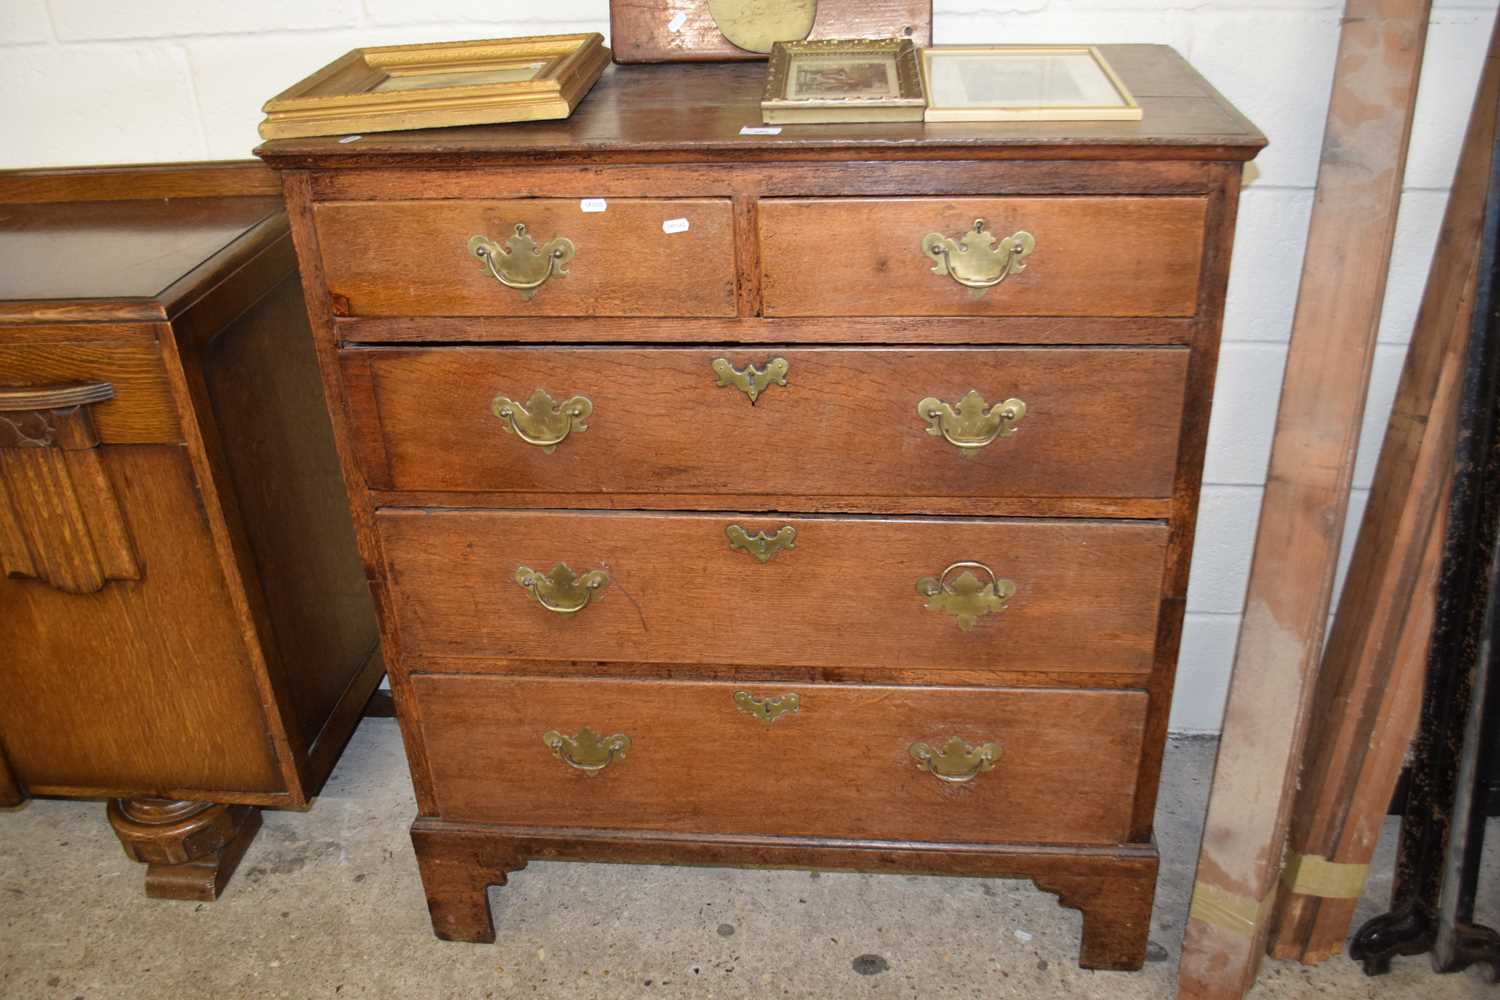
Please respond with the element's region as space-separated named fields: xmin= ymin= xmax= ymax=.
xmin=341 ymin=345 xmax=1189 ymax=499
xmin=759 ymin=197 xmax=1207 ymax=318
xmin=411 ymin=674 xmax=1148 ymax=846
xmin=0 ymin=333 xmax=180 ymax=445
xmin=314 ymin=199 xmax=737 ymax=318
xmin=377 ymin=509 xmax=1168 ymax=677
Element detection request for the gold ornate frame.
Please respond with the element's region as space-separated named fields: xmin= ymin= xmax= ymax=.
xmin=761 ymin=38 xmax=926 ymax=124
xmin=258 ymin=33 xmax=611 ymax=140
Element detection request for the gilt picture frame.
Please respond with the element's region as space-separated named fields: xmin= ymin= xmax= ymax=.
xmin=920 ymin=45 xmax=1142 ymax=123
xmin=258 ymin=34 xmax=611 ymax=140
xmin=762 ymin=38 xmax=926 ymax=125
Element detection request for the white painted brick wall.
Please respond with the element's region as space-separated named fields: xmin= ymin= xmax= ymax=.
xmin=1 ymin=0 xmax=1494 ymax=732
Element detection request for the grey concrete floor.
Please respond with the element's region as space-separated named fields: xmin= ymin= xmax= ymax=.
xmin=1 ymin=722 xmax=1495 ymax=999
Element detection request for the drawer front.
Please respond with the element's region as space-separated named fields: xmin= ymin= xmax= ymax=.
xmin=412 ymin=674 xmax=1148 ymax=845
xmin=0 ymin=331 xmax=180 ymax=444
xmin=342 ymin=346 xmax=1189 ymax=499
xmin=314 ymin=199 xmax=737 ymax=318
xmin=759 ymin=197 xmax=1206 ymax=318
xmin=379 ymin=510 xmax=1167 ymax=676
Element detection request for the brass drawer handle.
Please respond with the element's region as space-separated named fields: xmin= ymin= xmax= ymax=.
xmin=469 ymin=224 xmax=575 ymax=300
xmin=726 ymin=524 xmax=796 ymax=563
xmin=492 ymin=388 xmax=592 ymax=453
xmin=712 ymin=356 xmax=789 ymax=403
xmin=734 ymin=691 xmax=800 ymax=726
xmin=921 ymin=219 xmax=1035 ymax=293
xmin=916 ymin=561 xmax=1016 ymax=632
xmin=515 ymin=563 xmax=609 ymax=614
xmin=917 ymin=390 xmax=1026 ymax=455
xmin=909 ymin=736 xmax=1001 ymax=783
xmin=543 ymin=726 xmax=630 ymax=774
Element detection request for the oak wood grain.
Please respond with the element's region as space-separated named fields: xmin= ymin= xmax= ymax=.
xmin=412 ymin=673 xmax=1145 ymax=845
xmin=759 ymin=197 xmax=1206 ymax=318
xmin=340 ymin=345 xmax=1188 ymax=499
xmin=0 ymin=329 xmax=181 ymax=444
xmin=0 ymin=161 xmax=279 ymax=205
xmin=378 ymin=509 xmax=1168 ymax=675
xmin=314 ymin=198 xmax=737 ymax=317
xmin=609 ymin=0 xmax=931 ymax=63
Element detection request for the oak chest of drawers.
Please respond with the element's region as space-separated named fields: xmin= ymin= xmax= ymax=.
xmin=259 ymin=45 xmax=1263 ymax=970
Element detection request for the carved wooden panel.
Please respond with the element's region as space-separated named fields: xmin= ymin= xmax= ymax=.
xmin=0 ymin=383 xmax=141 ymax=594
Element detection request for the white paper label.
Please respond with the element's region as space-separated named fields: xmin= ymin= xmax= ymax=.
xmin=662 ymin=218 xmax=690 ymax=235
xmin=338 ymin=134 xmax=363 ymax=144
xmin=739 ymin=126 xmax=782 ymax=136
xmin=580 ymin=198 xmax=608 ymax=213
xmin=667 ymin=11 xmax=688 ymax=31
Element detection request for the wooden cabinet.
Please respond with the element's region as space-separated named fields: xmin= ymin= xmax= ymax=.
xmin=0 ymin=163 xmax=382 ymax=901
xmin=259 ymin=46 xmax=1262 ymax=970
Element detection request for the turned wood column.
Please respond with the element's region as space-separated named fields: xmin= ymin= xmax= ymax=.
xmin=107 ymin=798 xmax=262 ymax=901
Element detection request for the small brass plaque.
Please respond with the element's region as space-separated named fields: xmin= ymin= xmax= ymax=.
xmin=712 ymin=357 xmax=790 ymax=403
xmin=734 ymin=691 xmax=801 ymax=725
xmin=726 ymin=524 xmax=797 ymax=563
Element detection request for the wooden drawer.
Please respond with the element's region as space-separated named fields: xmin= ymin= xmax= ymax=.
xmin=314 ymin=199 xmax=737 ymax=318
xmin=0 ymin=329 xmax=180 ymax=445
xmin=759 ymin=197 xmax=1207 ymax=318
xmin=411 ymin=674 xmax=1148 ymax=845
xmin=342 ymin=346 xmax=1189 ymax=499
xmin=378 ymin=510 xmax=1168 ymax=676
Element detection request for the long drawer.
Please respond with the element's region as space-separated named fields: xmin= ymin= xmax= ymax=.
xmin=314 ymin=199 xmax=738 ymax=317
xmin=412 ymin=674 xmax=1148 ymax=845
xmin=342 ymin=346 xmax=1189 ymax=499
xmin=378 ymin=509 xmax=1168 ymax=676
xmin=759 ymin=197 xmax=1207 ymax=318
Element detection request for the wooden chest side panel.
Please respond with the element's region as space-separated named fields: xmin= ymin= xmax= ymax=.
xmin=314 ymin=199 xmax=738 ymax=318
xmin=341 ymin=345 xmax=1189 ymax=500
xmin=759 ymin=197 xmax=1207 ymax=318
xmin=0 ymin=327 xmax=181 ymax=444
xmin=412 ymin=673 xmax=1146 ymax=845
xmin=378 ymin=509 xmax=1168 ymax=676
xmin=0 ymin=447 xmax=284 ymax=797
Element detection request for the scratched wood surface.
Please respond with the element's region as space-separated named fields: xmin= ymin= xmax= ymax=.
xmin=1178 ymin=4 xmax=1433 ymax=997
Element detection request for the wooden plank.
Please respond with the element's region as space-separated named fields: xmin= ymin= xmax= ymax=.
xmin=0 ymin=161 xmax=279 ymax=204
xmin=1265 ymin=40 xmax=1497 ymax=958
xmin=1177 ymin=3 xmax=1432 ymax=997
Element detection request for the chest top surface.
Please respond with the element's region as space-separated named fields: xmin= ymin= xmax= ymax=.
xmin=255 ymin=44 xmax=1263 ymax=168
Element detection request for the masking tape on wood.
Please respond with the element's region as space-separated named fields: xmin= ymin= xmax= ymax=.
xmin=1188 ymin=881 xmax=1274 ymax=938
xmin=1280 ymin=853 xmax=1369 ymax=900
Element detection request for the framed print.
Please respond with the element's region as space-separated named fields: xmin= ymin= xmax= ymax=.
xmin=258 ymin=34 xmax=611 ymax=140
xmin=762 ymin=38 xmax=926 ymax=124
xmin=920 ymin=45 xmax=1142 ymax=122
xmin=609 ymin=0 xmax=932 ymax=63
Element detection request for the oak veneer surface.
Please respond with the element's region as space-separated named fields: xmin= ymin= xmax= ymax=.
xmin=758 ymin=197 xmax=1206 ymax=318
xmin=413 ymin=674 xmax=1147 ymax=845
xmin=0 ymin=198 xmax=280 ymax=303
xmin=379 ymin=509 xmax=1168 ymax=675
xmin=255 ymin=47 xmax=1263 ymax=166
xmin=342 ymin=346 xmax=1188 ymax=499
xmin=0 ymin=329 xmax=180 ymax=444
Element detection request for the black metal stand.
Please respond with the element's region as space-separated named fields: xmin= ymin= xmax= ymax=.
xmin=1348 ymin=87 xmax=1500 ymax=981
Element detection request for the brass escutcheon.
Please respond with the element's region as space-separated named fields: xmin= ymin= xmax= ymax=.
xmin=515 ymin=563 xmax=609 ymax=615
xmin=491 ymin=388 xmax=592 ymax=453
xmin=917 ymin=390 xmax=1026 ymax=456
xmin=909 ymin=736 xmax=1001 ymax=783
xmin=543 ymin=726 xmax=630 ymax=774
xmin=712 ymin=357 xmax=790 ymax=403
xmin=726 ymin=524 xmax=797 ymax=563
xmin=734 ymin=691 xmax=801 ymax=726
xmin=469 ymin=224 xmax=575 ymax=300
xmin=916 ymin=561 xmax=1017 ymax=632
xmin=922 ymin=219 xmax=1035 ymax=296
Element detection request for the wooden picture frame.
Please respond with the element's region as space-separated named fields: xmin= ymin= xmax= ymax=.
xmin=258 ymin=34 xmax=611 ymax=140
xmin=921 ymin=45 xmax=1142 ymax=123
xmin=762 ymin=38 xmax=926 ymax=125
xmin=609 ymin=0 xmax=932 ymax=64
